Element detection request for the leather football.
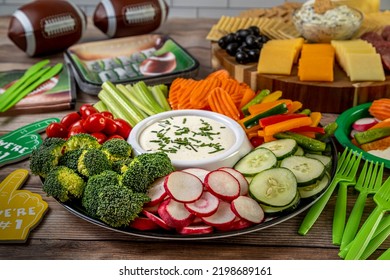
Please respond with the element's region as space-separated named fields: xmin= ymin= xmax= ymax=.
xmin=93 ymin=0 xmax=169 ymax=38
xmin=7 ymin=0 xmax=87 ymax=57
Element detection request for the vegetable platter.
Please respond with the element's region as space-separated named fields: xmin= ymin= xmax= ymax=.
xmin=56 ymin=136 xmax=337 ymax=241
xmin=335 ymin=102 xmax=390 ymax=169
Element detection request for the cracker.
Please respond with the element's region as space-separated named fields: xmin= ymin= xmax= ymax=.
xmin=313 ymin=0 xmax=334 ymax=14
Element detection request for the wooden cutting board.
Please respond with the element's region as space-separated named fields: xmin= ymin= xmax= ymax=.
xmin=211 ymin=43 xmax=390 ymax=114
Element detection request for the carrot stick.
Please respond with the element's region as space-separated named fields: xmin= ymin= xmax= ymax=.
xmin=248 ymin=99 xmax=292 ymax=115
xmin=368 ymin=118 xmax=390 ymax=130
xmin=264 ymin=116 xmax=312 ymax=136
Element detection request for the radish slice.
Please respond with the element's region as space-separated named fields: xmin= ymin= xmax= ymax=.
xmin=185 ymin=191 xmax=220 ymax=217
xmin=218 ymin=167 xmax=249 ymax=196
xmin=129 ymin=217 xmax=160 ymax=231
xmin=177 ymin=225 xmax=214 ymax=235
xmin=231 ymin=196 xmax=265 ymax=224
xmin=201 ymin=201 xmax=236 ymax=227
xmin=164 ymin=171 xmax=203 ymax=203
xmin=182 ymin=168 xmax=210 ymax=183
xmin=204 ymin=170 xmax=240 ymax=201
xmin=216 ymin=217 xmax=253 ymax=231
xmin=142 ymin=210 xmax=172 ymax=230
xmin=352 ymin=117 xmax=378 ymax=132
xmin=145 ymin=177 xmax=167 ymax=206
xmin=158 ymin=198 xmax=195 ymax=229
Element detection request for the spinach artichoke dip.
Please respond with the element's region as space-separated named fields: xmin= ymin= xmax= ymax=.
xmin=139 ymin=115 xmax=236 ymax=161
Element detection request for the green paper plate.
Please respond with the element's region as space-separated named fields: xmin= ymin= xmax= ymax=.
xmin=335 ymin=102 xmax=390 ymax=168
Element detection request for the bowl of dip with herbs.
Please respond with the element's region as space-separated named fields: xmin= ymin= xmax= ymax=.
xmin=293 ymin=0 xmax=363 ymax=43
xmin=128 ymin=109 xmax=253 ymax=170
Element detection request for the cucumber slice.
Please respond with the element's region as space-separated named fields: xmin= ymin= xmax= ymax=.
xmin=234 ymin=147 xmax=277 ymax=177
xmin=280 ymin=155 xmax=325 ymax=186
xmin=260 ymin=191 xmax=301 ymax=216
xmin=294 ymin=146 xmax=305 ymax=156
xmin=258 ymin=139 xmax=298 ymax=160
xmin=305 ymin=153 xmax=332 ymax=171
xmin=249 ymin=167 xmax=297 ymax=207
xmin=298 ymin=172 xmax=330 ymax=199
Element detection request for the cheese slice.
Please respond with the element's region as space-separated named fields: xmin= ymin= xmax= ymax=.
xmin=257 ymin=46 xmax=296 ymax=75
xmin=298 ymin=57 xmax=334 ymax=82
xmin=347 ymin=53 xmax=386 ymax=82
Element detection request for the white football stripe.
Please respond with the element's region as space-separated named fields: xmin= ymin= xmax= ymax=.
xmin=68 ymin=1 xmax=87 ymax=37
xmin=102 ymin=0 xmax=117 ymax=37
xmin=157 ymin=0 xmax=168 ymax=25
xmin=13 ymin=10 xmax=36 ymax=56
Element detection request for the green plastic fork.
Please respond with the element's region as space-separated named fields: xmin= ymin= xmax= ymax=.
xmin=377 ymin=248 xmax=390 ymax=260
xmin=299 ymin=148 xmax=362 ymax=235
xmin=339 ymin=161 xmax=384 ymax=251
xmin=345 ymin=176 xmax=390 ymax=260
xmin=360 ymin=215 xmax=390 ymax=259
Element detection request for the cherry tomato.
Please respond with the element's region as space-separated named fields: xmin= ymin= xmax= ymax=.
xmin=83 ymin=113 xmax=106 ymax=133
xmin=100 ymin=111 xmax=114 ymax=119
xmin=46 ymin=122 xmax=67 ymax=138
xmin=107 ymin=134 xmax=125 ymax=141
xmin=67 ymin=120 xmax=86 ymax=137
xmin=250 ymin=136 xmax=264 ymax=148
xmin=79 ymin=103 xmax=93 ymax=114
xmin=80 ymin=105 xmax=98 ymax=119
xmin=113 ymin=118 xmax=132 ymax=139
xmin=102 ymin=117 xmax=117 ymax=135
xmin=91 ymin=132 xmax=107 ymax=144
xmin=60 ymin=112 xmax=81 ymax=129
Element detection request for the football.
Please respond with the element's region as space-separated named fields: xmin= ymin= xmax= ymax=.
xmin=93 ymin=0 xmax=169 ymax=38
xmin=7 ymin=0 xmax=87 ymax=57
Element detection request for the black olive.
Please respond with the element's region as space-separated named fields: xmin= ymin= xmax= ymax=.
xmin=259 ymin=35 xmax=270 ymax=43
xmin=218 ymin=37 xmax=228 ymax=49
xmin=225 ymin=33 xmax=237 ymax=44
xmin=247 ymin=48 xmax=260 ymax=62
xmin=236 ymin=29 xmax=251 ymax=39
xmin=235 ymin=51 xmax=250 ymax=64
xmin=225 ymin=42 xmax=239 ymax=56
xmin=245 ymin=35 xmax=260 ymax=49
xmin=248 ymin=26 xmax=260 ymax=36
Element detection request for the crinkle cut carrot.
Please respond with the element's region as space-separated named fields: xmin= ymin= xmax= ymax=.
xmin=168 ymin=78 xmax=185 ymax=109
xmin=369 ymin=99 xmax=390 ymax=121
xmin=189 ymin=77 xmax=221 ymax=109
xmin=177 ymin=79 xmax=197 ymax=109
xmin=208 ymin=87 xmax=240 ymax=121
xmin=206 ymin=69 xmax=231 ymax=80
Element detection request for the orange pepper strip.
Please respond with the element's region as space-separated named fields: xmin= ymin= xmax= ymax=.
xmin=309 ymin=112 xmax=322 ymax=127
xmin=264 ymin=116 xmax=312 ymax=136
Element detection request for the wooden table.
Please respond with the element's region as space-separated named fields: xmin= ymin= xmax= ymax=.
xmin=0 ymin=16 xmax=388 ymax=260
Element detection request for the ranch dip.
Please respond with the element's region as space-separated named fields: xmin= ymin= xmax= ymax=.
xmin=138 ymin=115 xmax=236 ymax=161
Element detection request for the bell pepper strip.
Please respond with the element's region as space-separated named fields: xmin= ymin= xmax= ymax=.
xmin=263 ymin=135 xmax=277 ymax=142
xmin=309 ymin=112 xmax=322 ymax=127
xmin=289 ymin=126 xmax=325 ymax=134
xmin=260 ymin=90 xmax=283 ymax=103
xmin=259 ymin=113 xmax=306 ymax=128
xmin=287 ymin=101 xmax=303 ymax=114
xmin=240 ymin=102 xmax=288 ymax=129
xmin=248 ymin=99 xmax=292 ymax=115
xmin=263 ymin=116 xmax=313 ymax=136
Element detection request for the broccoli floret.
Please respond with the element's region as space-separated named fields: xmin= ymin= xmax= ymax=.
xmin=96 ymin=184 xmax=150 ymax=228
xmin=121 ymin=157 xmax=152 ymax=193
xmin=64 ymin=133 xmax=100 ymax=152
xmin=77 ymin=148 xmax=111 ymax=177
xmin=137 ymin=152 xmax=175 ymax=180
xmin=100 ymin=138 xmax=132 ymax=162
xmin=111 ymin=157 xmax=133 ymax=174
xmin=30 ymin=138 xmax=65 ymax=178
xmin=58 ymin=149 xmax=84 ymax=174
xmin=82 ymin=170 xmax=120 ymax=217
xmin=43 ymin=166 xmax=85 ymax=202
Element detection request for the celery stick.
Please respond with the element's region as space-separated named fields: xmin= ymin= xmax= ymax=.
xmin=93 ymin=100 xmax=108 ymax=112
xmin=101 ymin=81 xmax=145 ymax=126
xmin=98 ymin=90 xmax=131 ymax=123
xmin=133 ymin=81 xmax=165 ymax=114
xmin=149 ymin=85 xmax=171 ymax=111
xmin=118 ymin=84 xmax=154 ymax=116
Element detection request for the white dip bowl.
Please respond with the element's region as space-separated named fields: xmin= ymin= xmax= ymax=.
xmin=128 ymin=109 xmax=253 ymax=170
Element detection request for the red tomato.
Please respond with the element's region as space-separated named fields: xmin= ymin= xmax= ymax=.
xmin=46 ymin=122 xmax=67 ymax=138
xmin=80 ymin=105 xmax=98 ymax=119
xmin=91 ymin=132 xmax=107 ymax=144
xmin=107 ymin=134 xmax=125 ymax=141
xmin=60 ymin=112 xmax=81 ymax=129
xmin=68 ymin=120 xmax=86 ymax=137
xmin=113 ymin=118 xmax=132 ymax=139
xmin=250 ymin=136 xmax=264 ymax=148
xmin=102 ymin=117 xmax=117 ymax=135
xmin=100 ymin=111 xmax=114 ymax=119
xmin=83 ymin=113 xmax=106 ymax=133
